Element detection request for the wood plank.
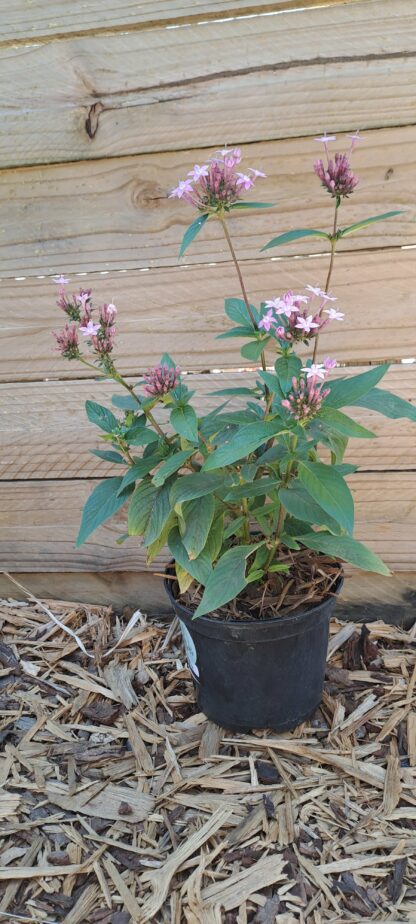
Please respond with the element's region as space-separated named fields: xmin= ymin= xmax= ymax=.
xmin=3 ymin=1 xmax=416 ymax=166
xmin=1 ymin=366 xmax=415 ymax=480
xmin=1 ymin=570 xmax=415 ymax=626
xmin=0 ymin=0 xmax=371 ymax=43
xmin=0 ymin=127 xmax=413 ymax=277
xmin=0 ymin=472 xmax=415 ymax=572
xmin=1 ymin=248 xmax=415 ymax=379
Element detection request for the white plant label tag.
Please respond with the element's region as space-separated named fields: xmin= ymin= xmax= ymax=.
xmin=180 ymin=622 xmax=199 ymax=678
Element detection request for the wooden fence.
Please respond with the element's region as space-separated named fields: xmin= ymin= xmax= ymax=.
xmin=0 ymin=0 xmax=415 ymax=616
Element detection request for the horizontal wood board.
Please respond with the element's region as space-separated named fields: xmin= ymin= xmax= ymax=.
xmin=0 ymin=472 xmax=415 ymax=573
xmin=0 ymin=0 xmax=369 ymax=43
xmin=2 ymin=1 xmax=416 ymax=166
xmin=1 ymin=366 xmax=415 ymax=481
xmin=1 ymin=127 xmax=414 ymax=278
xmin=1 ymin=249 xmax=416 ymax=380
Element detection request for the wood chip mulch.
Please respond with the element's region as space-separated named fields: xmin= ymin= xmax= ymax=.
xmin=0 ymin=590 xmax=415 ymax=923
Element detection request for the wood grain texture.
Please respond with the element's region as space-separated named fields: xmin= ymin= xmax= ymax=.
xmin=0 ymin=472 xmax=415 ymax=572
xmin=0 ymin=570 xmax=415 ymax=625
xmin=0 ymin=128 xmax=413 ymax=277
xmin=1 ymin=366 xmax=415 ymax=481
xmin=0 ymin=0 xmax=368 ymax=43
xmin=3 ymin=1 xmax=416 ymax=166
xmin=1 ymin=248 xmax=415 ymax=380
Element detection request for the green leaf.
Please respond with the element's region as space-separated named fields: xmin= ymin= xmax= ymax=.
xmin=175 ymin=562 xmax=195 ymax=594
xmin=259 ymin=371 xmax=282 ymax=394
xmin=90 ymin=449 xmax=125 ymax=464
xmin=324 ymin=365 xmax=389 ymax=409
xmin=223 ymin=516 xmax=246 ymax=539
xmin=241 ymin=339 xmax=268 ymax=361
xmin=203 ymin=420 xmax=284 ymax=470
xmin=339 ymin=210 xmax=404 ymax=237
xmin=351 ymin=387 xmax=416 ymax=422
xmin=224 ymin=477 xmax=279 ymax=502
xmin=160 ymin=352 xmax=177 ymax=369
xmin=117 ymin=457 xmax=159 ymax=494
xmin=144 ymin=481 xmax=172 ymax=546
xmin=111 ymin=394 xmax=139 ymax=411
xmin=279 ymin=483 xmax=341 ymax=534
xmin=179 ymin=213 xmax=209 ymax=257
xmin=128 ymin=479 xmax=160 ymax=536
xmin=261 ymin=228 xmax=330 ymax=252
xmin=85 ymin=400 xmax=118 ymax=433
xmin=230 ymin=202 xmax=275 ymax=209
xmin=146 ymin=512 xmax=176 ymax=564
xmin=153 ymin=449 xmax=195 ymax=487
xmin=210 ymin=386 xmax=259 ymax=397
xmin=181 ymin=495 xmax=215 ymax=560
xmin=298 ymin=461 xmax=354 ymax=535
xmin=126 ymin=427 xmax=159 ymax=447
xmin=224 ymin=297 xmax=258 ymax=327
xmin=170 ymin=472 xmax=224 ymax=505
xmin=170 ymin=405 xmax=199 ymax=443
xmin=275 ymin=354 xmax=302 ymax=394
xmin=168 ymin=527 xmax=212 ymax=585
xmin=76 ymin=477 xmax=132 ymax=547
xmin=194 ymin=544 xmax=261 ymax=617
xmin=297 ymin=532 xmax=390 ymax=576
xmin=318 ymin=407 xmax=376 ymax=439
xmin=217 ymin=326 xmax=255 ymax=340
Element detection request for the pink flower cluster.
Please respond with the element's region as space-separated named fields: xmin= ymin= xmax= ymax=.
xmin=144 ymin=364 xmax=181 ymax=397
xmin=52 ymin=276 xmax=116 ymax=360
xmin=169 ymin=148 xmax=266 ymax=212
xmin=259 ymin=286 xmax=344 ymax=344
xmin=313 ymin=131 xmax=361 ymax=199
xmin=281 ymin=358 xmax=337 ymax=421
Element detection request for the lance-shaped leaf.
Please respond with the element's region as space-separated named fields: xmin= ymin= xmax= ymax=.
xmin=324 ymin=364 xmax=389 ymax=409
xmin=275 ymin=354 xmax=302 ymax=394
xmin=194 ymin=543 xmax=263 ymax=618
xmin=318 ymin=407 xmax=376 ymax=439
xmin=339 ymin=210 xmax=404 ymax=238
xmin=118 ymin=456 xmax=160 ymax=494
xmin=111 ymin=393 xmax=140 ymax=411
xmin=85 ymin=400 xmax=118 ymax=433
xmin=171 ymin=472 xmax=224 ymax=505
xmin=153 ymin=449 xmax=195 ymax=487
xmin=230 ymin=202 xmax=276 ymax=210
xmin=350 ymin=387 xmax=416 ymax=421
xmin=168 ymin=526 xmax=213 ymax=585
xmin=76 ymin=477 xmax=132 ymax=547
xmin=297 ymin=532 xmax=390 ymax=576
xmin=241 ymin=339 xmax=269 ymax=361
xmin=91 ymin=449 xmax=125 ymax=464
xmin=298 ymin=461 xmax=354 ymax=535
xmin=261 ymin=228 xmax=330 ymax=252
xmin=224 ymin=297 xmax=259 ymax=327
xmin=128 ymin=479 xmax=160 ymax=535
xmin=179 ymin=213 xmax=209 ymax=257
xmin=280 ymin=483 xmax=342 ymax=534
xmin=203 ymin=420 xmax=284 ymax=470
xmin=180 ymin=494 xmax=215 ymax=560
xmin=170 ymin=405 xmax=199 ymax=443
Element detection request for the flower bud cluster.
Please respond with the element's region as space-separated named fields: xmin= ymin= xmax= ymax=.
xmin=281 ymin=358 xmax=337 ymax=421
xmin=313 ymin=131 xmax=361 ymax=199
xmin=144 ymin=364 xmax=181 ymax=397
xmin=169 ymin=148 xmax=266 ymax=213
xmin=52 ymin=277 xmax=117 ymax=361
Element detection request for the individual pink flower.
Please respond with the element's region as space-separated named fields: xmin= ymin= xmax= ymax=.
xmin=80 ymin=320 xmax=101 ymax=337
xmin=301 ymin=363 xmax=326 ymax=381
xmin=52 ymin=323 xmax=80 ymax=360
xmin=348 ymin=130 xmax=363 ymax=153
xmin=144 ymin=364 xmax=180 ymax=397
xmin=324 ymin=307 xmax=344 ymax=321
xmin=323 ymin=357 xmax=338 ymax=371
xmin=314 ymin=133 xmax=336 ymax=145
xmin=295 ymin=315 xmax=320 ymax=334
xmin=249 ymin=168 xmax=267 ymax=178
xmin=53 ymin=274 xmax=70 ymax=286
xmin=76 ymin=291 xmax=91 ymax=310
xmin=188 ymin=164 xmax=209 ymax=181
xmin=169 ymin=180 xmax=194 ymax=200
xmin=258 ymin=309 xmax=276 ymax=332
xmin=236 ymin=173 xmax=255 ymax=190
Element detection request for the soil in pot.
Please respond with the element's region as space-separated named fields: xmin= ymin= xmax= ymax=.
xmin=165 ymin=549 xmax=344 ymax=733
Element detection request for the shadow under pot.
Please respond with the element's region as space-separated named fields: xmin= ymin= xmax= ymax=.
xmin=164 ymin=566 xmax=344 ymax=733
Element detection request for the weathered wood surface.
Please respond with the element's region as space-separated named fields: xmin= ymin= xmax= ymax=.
xmin=1 ymin=127 xmax=412 ymax=277
xmin=1 ymin=569 xmax=416 ymax=623
xmin=0 ymin=0 xmax=370 ymax=43
xmin=1 ymin=366 xmax=415 ymax=481
xmin=1 ymin=472 xmax=415 ymax=573
xmin=1 ymin=249 xmax=415 ymax=380
xmin=3 ymin=1 xmax=416 ymax=166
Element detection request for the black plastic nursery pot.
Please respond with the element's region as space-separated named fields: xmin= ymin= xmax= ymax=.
xmin=165 ymin=568 xmax=344 ymax=733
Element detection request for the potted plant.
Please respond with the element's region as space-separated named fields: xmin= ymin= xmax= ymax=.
xmin=51 ymin=135 xmax=414 ymax=732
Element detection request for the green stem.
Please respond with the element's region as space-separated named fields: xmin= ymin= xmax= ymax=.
xmin=219 ymin=215 xmax=267 ymax=375
xmin=312 ymin=200 xmax=340 ymax=364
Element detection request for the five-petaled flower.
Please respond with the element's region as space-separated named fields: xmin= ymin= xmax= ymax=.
xmin=80 ymin=320 xmax=101 ymax=337
xmin=301 ymin=363 xmax=326 ymax=380
xmin=324 ymin=307 xmax=344 ymax=321
xmin=295 ymin=315 xmax=320 ymax=334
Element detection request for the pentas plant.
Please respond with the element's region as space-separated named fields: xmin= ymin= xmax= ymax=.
xmin=51 ymin=137 xmax=414 ymax=619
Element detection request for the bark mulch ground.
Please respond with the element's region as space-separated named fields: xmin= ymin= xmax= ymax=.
xmin=0 ymin=588 xmax=415 ymax=923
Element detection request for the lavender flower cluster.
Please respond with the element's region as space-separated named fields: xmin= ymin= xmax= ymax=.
xmin=169 ymin=147 xmax=265 ymax=212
